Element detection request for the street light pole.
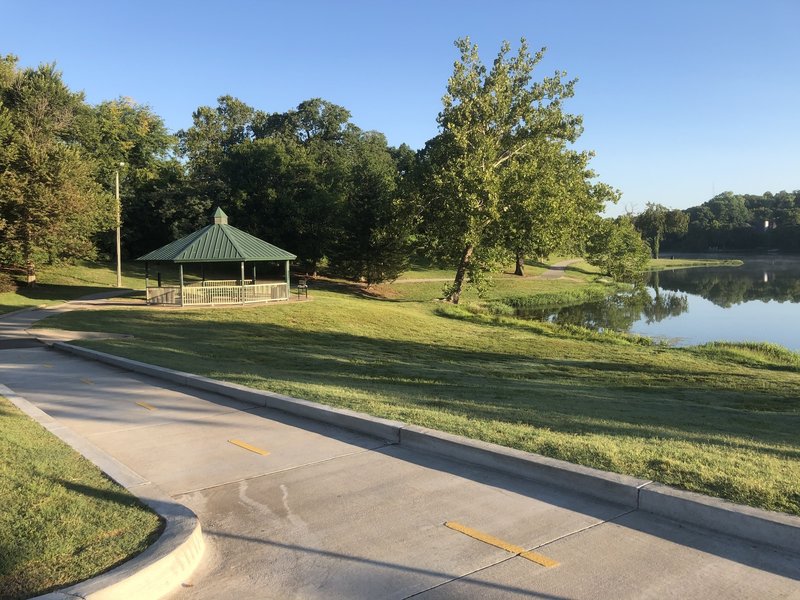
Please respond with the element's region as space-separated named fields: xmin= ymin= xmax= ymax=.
xmin=115 ymin=163 xmax=123 ymax=288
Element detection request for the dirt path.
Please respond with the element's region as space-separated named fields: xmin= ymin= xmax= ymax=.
xmin=534 ymin=258 xmax=583 ymax=280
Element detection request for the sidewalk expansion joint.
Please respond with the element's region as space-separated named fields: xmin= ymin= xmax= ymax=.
xmin=401 ymin=553 xmax=518 ymax=599
xmin=533 ymin=507 xmax=639 ymax=552
xmin=636 ymin=480 xmax=654 ymax=509
xmin=402 ymin=507 xmax=639 ymax=599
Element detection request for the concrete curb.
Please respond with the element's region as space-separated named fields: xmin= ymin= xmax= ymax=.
xmin=0 ymin=384 xmax=204 ymax=600
xmin=400 ymin=425 xmax=649 ymax=508
xmin=51 ymin=342 xmax=800 ymax=556
xmin=639 ymin=483 xmax=800 ymax=555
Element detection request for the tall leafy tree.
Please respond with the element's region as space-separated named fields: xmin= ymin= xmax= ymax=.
xmin=419 ymin=38 xmax=598 ymax=302
xmin=227 ymin=98 xmax=355 ymax=272
xmin=77 ymin=97 xmax=176 ymax=257
xmin=327 ymin=131 xmax=414 ymax=284
xmin=223 ymin=97 xmax=414 ymax=279
xmin=0 ymin=56 xmax=112 ymax=283
xmin=502 ymin=143 xmax=617 ymax=276
xmin=178 ymin=95 xmax=255 ymax=214
xmin=634 ymin=203 xmax=688 ymax=258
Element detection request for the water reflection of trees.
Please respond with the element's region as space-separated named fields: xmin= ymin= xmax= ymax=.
xmin=518 ymin=286 xmax=689 ymax=332
xmin=656 ymin=266 xmax=800 ymax=307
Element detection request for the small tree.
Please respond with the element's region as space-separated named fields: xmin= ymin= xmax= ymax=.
xmin=586 ymin=216 xmax=650 ymax=281
xmin=503 ymin=145 xmax=618 ymax=276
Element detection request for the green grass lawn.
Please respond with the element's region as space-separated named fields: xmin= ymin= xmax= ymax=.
xmin=0 ymin=396 xmax=162 ymax=599
xmin=35 ymin=264 xmax=800 ymax=517
xmin=382 ymin=258 xmax=603 ymax=302
xmin=396 ymin=259 xmax=550 ymax=281
xmin=0 ymin=261 xmax=146 ymax=315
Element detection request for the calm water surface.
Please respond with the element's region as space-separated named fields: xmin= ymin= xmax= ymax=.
xmin=523 ymin=256 xmax=800 ymax=350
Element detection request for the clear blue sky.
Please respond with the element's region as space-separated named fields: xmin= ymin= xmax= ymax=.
xmin=2 ymin=0 xmax=798 ymax=215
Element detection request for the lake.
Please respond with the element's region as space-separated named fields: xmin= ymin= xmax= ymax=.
xmin=522 ymin=255 xmax=800 ymax=350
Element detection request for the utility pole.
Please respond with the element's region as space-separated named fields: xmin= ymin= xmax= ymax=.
xmin=115 ymin=163 xmax=123 ymax=288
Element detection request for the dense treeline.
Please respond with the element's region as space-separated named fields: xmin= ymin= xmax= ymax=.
xmin=1 ymin=41 xmax=651 ymax=299
xmin=0 ymin=55 xmax=175 ymax=283
xmin=176 ymin=95 xmax=416 ymax=283
xmin=639 ymin=191 xmax=800 ymax=254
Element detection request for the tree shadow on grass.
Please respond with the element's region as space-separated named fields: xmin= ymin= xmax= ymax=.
xmin=308 ymin=277 xmax=442 ymax=303
xmin=78 ymin=312 xmax=800 ymax=458
xmin=54 ymin=478 xmax=146 ymax=508
xmin=5 ymin=284 xmax=113 ymax=302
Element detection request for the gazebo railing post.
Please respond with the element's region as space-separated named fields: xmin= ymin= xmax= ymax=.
xmin=240 ymin=261 xmax=245 ymax=304
xmin=284 ymin=260 xmax=290 ymax=300
xmin=145 ymin=262 xmax=149 ymax=304
xmin=179 ymin=264 xmax=185 ymax=307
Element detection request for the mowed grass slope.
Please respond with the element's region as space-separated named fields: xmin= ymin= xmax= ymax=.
xmin=0 ymin=396 xmax=162 ymax=599
xmin=39 ymin=271 xmax=800 ymax=517
xmin=0 ymin=261 xmax=145 ymax=315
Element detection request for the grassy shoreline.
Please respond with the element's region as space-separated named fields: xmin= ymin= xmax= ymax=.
xmin=36 ymin=266 xmax=800 ymax=517
xmin=0 ymin=396 xmax=162 ymax=599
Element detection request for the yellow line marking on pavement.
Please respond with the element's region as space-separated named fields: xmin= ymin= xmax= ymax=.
xmin=80 ymin=378 xmax=94 ymax=385
xmin=41 ymin=363 xmax=53 ymax=368
xmin=228 ymin=439 xmax=270 ymax=456
xmin=519 ymin=549 xmax=560 ymax=568
xmin=136 ymin=402 xmax=157 ymax=411
xmin=445 ymin=521 xmax=559 ymax=568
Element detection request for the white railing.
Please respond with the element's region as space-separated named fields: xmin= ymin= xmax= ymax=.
xmin=195 ymin=279 xmax=254 ymax=287
xmin=146 ymin=282 xmax=289 ymax=306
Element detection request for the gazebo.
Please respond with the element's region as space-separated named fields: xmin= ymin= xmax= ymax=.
xmin=137 ymin=207 xmax=297 ymax=306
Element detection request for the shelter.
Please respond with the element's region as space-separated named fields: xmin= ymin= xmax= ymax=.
xmin=137 ymin=208 xmax=297 ymax=306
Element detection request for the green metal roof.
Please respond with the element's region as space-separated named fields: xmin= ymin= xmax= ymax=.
xmin=136 ymin=209 xmax=297 ymax=263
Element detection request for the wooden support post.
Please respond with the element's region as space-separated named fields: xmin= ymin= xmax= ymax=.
xmin=240 ymin=261 xmax=245 ymax=304
xmin=284 ymin=260 xmax=290 ymax=300
xmin=253 ymin=265 xmax=257 ymax=285
xmin=145 ymin=262 xmax=149 ymax=304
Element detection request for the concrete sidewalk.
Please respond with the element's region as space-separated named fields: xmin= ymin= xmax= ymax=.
xmin=2 ymin=342 xmax=799 ymax=599
xmin=0 ymin=291 xmax=135 ymax=346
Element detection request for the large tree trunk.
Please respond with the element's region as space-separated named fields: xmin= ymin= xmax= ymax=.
xmin=25 ymin=261 xmax=36 ymax=286
xmin=446 ymin=244 xmax=474 ymax=304
xmin=514 ymin=250 xmax=525 ymax=276
xmin=23 ymin=224 xmax=36 ymax=286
